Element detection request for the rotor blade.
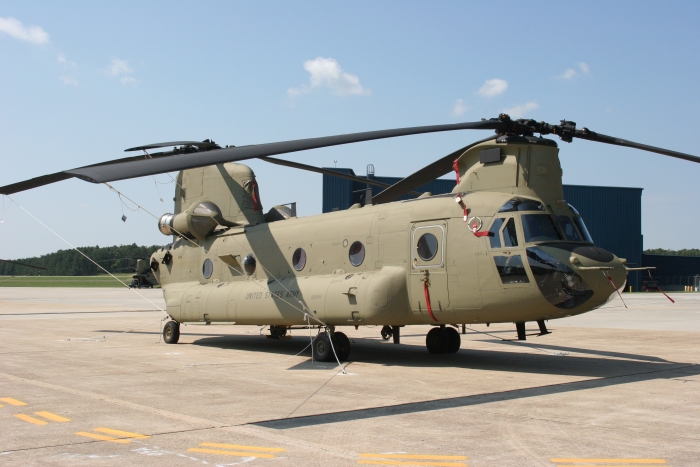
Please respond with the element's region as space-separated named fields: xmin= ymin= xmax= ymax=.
xmin=258 ymin=157 xmax=423 ymax=196
xmin=0 ymin=150 xmax=181 ymax=195
xmin=575 ymin=130 xmax=700 ymax=164
xmin=0 ymin=259 xmax=47 ymax=271
xmin=65 ymin=120 xmax=501 ymax=185
xmin=0 ymin=172 xmax=75 ymax=196
xmin=125 ymin=141 xmax=219 ymax=152
xmin=372 ymin=136 xmax=497 ymax=205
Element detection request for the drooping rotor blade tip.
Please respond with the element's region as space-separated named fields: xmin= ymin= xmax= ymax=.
xmin=124 ymin=140 xmax=220 ymax=152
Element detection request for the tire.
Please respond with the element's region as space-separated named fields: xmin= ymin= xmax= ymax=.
xmin=380 ymin=325 xmax=393 ymax=340
xmin=163 ymin=321 xmax=180 ymax=344
xmin=270 ymin=326 xmax=287 ymax=339
xmin=445 ymin=327 xmax=461 ymax=353
xmin=313 ymin=333 xmax=333 ymax=362
xmin=426 ymin=327 xmax=448 ymax=354
xmin=333 ymin=332 xmax=351 ymax=361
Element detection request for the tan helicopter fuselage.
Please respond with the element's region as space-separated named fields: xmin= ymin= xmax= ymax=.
xmin=151 ymin=138 xmax=627 ymax=328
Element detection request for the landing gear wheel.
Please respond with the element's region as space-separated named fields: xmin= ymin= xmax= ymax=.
xmin=270 ymin=326 xmax=287 ymax=339
xmin=313 ymin=333 xmax=333 ymax=362
xmin=426 ymin=327 xmax=448 ymax=354
xmin=445 ymin=327 xmax=461 ymax=353
xmin=333 ymin=331 xmax=351 ymax=361
xmin=380 ymin=325 xmax=393 ymax=340
xmin=163 ymin=321 xmax=180 ymax=344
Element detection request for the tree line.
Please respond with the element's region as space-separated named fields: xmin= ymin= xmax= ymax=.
xmin=644 ymin=248 xmax=700 ymax=256
xmin=0 ymin=244 xmax=162 ymax=276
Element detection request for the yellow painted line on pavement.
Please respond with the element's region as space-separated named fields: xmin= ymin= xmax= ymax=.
xmin=93 ymin=427 xmax=150 ymax=439
xmin=34 ymin=411 xmax=71 ymax=422
xmin=1 ymin=397 xmax=27 ymax=406
xmin=199 ymin=442 xmax=285 ymax=452
xmin=14 ymin=413 xmax=49 ymax=425
xmin=75 ymin=431 xmax=131 ymax=444
xmin=360 ymin=454 xmax=467 ymax=460
xmin=188 ymin=448 xmax=276 ymax=458
xmin=357 ymin=460 xmax=466 ymax=467
xmin=552 ymin=460 xmax=666 ymax=464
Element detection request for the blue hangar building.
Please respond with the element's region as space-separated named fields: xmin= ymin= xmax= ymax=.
xmin=321 ymin=168 xmax=697 ymax=292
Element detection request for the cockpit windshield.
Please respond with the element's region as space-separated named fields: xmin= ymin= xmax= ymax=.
xmin=556 ymin=216 xmax=584 ymax=241
xmin=568 ymin=204 xmax=594 ymax=243
xmin=521 ymin=214 xmax=562 ymax=243
xmin=498 ymin=197 xmax=545 ymax=213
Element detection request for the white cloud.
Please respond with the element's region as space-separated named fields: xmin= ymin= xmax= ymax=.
xmin=559 ymin=62 xmax=591 ymax=80
xmin=502 ymin=102 xmax=539 ymax=118
xmin=477 ymin=78 xmax=508 ymax=98
xmin=0 ymin=17 xmax=50 ymax=44
xmin=561 ymin=68 xmax=576 ymax=80
xmin=451 ymin=98 xmax=468 ymax=116
xmin=59 ymin=76 xmax=78 ymax=85
xmin=288 ymin=57 xmax=368 ymax=96
xmin=57 ymin=54 xmax=76 ymax=67
xmin=120 ymin=76 xmax=139 ymax=85
xmin=107 ymin=58 xmax=133 ymax=76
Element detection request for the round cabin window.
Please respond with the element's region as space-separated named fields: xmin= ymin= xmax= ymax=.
xmin=202 ymin=258 xmax=213 ymax=279
xmin=348 ymin=241 xmax=365 ymax=267
xmin=243 ymin=254 xmax=256 ymax=275
xmin=292 ymin=248 xmax=306 ymax=271
xmin=416 ymin=233 xmax=438 ymax=261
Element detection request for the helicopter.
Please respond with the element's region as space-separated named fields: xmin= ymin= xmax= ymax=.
xmin=2 ymin=114 xmax=698 ymax=362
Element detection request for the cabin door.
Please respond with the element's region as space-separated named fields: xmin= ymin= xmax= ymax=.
xmin=409 ymin=222 xmax=450 ymax=318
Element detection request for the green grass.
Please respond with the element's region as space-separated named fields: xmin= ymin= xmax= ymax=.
xmin=0 ymin=275 xmax=141 ymax=288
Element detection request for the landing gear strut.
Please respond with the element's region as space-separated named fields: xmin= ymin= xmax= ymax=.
xmin=163 ymin=321 xmax=180 ymax=344
xmin=426 ymin=326 xmax=460 ymax=354
xmin=269 ymin=325 xmax=288 ymax=339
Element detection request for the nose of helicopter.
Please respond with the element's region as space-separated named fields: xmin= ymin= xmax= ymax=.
xmin=526 ymin=244 xmax=627 ymax=310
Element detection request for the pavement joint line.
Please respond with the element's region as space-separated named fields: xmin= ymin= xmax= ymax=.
xmin=199 ymin=442 xmax=285 ymax=452
xmin=360 ymin=454 xmax=468 ymax=460
xmin=551 ymin=459 xmax=667 ymax=464
xmin=250 ymin=363 xmax=698 ymax=429
xmin=4 ymin=363 xmax=692 ymax=462
xmin=187 ymin=447 xmax=276 ymax=458
xmin=356 ymin=460 xmax=467 ymax=466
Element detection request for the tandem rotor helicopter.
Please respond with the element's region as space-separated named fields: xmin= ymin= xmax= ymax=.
xmin=2 ymin=114 xmax=698 ymax=361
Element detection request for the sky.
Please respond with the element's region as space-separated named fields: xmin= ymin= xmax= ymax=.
xmin=1 ymin=1 xmax=699 ymax=259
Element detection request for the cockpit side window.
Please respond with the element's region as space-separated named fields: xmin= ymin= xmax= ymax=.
xmin=521 ymin=214 xmax=562 ymax=243
xmin=503 ymin=218 xmax=519 ymax=247
xmin=498 ymin=197 xmax=545 ymax=213
xmin=568 ymin=204 xmax=594 ymax=243
xmin=489 ymin=218 xmax=504 ymax=248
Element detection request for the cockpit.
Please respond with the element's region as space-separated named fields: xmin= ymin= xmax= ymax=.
xmin=492 ymin=197 xmax=593 ymax=244
xmin=486 ymin=197 xmax=601 ymax=309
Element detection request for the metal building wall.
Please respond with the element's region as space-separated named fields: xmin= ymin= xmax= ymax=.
xmin=563 ymin=185 xmax=643 ymax=291
xmin=641 ymin=255 xmax=700 ymax=290
xmin=322 ymin=171 xmax=644 ymax=290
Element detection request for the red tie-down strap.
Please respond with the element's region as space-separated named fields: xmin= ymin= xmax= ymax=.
xmin=423 ymin=276 xmax=438 ymax=322
xmin=647 ymin=269 xmax=675 ymax=303
xmin=603 ymin=271 xmax=627 ymax=308
xmin=471 ymin=225 xmax=490 ymax=237
xmin=453 ymin=159 xmax=461 ymax=184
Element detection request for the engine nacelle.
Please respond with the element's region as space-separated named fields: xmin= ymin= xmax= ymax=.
xmin=158 ymin=201 xmax=228 ymax=240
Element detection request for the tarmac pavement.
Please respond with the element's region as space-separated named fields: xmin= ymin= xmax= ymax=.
xmin=0 ymin=288 xmax=698 ymax=466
